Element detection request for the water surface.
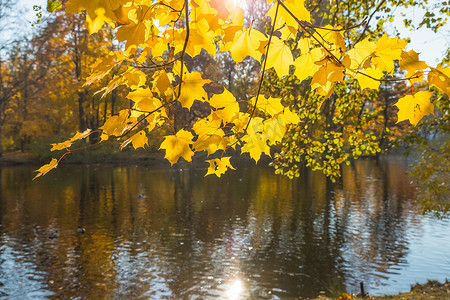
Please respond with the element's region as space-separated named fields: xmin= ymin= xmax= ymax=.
xmin=0 ymin=157 xmax=449 ymax=298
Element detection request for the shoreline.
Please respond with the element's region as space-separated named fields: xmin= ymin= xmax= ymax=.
xmin=306 ymin=280 xmax=450 ymax=299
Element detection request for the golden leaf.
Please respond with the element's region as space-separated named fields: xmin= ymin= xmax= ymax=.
xmin=178 ymin=72 xmax=211 ymax=109
xmin=205 ymin=157 xmax=235 ymax=177
xmin=160 ymin=129 xmax=194 ymax=165
xmin=33 ymin=159 xmax=58 ymax=180
xmin=372 ymin=34 xmax=407 ymax=72
xmin=229 ymin=28 xmax=267 ymax=63
xmin=210 ymin=88 xmax=239 ymax=123
xmin=395 ymin=91 xmax=434 ymax=126
xmin=265 ymin=36 xmax=294 ymax=78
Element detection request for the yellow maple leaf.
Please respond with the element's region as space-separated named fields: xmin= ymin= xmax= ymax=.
xmin=264 ymin=116 xmax=286 ymax=145
xmin=314 ymin=25 xmax=346 ymax=58
xmin=127 ymin=88 xmax=167 ymax=120
xmin=294 ymin=47 xmax=323 ymax=81
xmin=153 ymin=70 xmax=173 ymax=96
xmin=355 ymin=66 xmax=384 ymax=90
xmin=264 ymin=36 xmax=294 ymax=78
xmin=241 ymin=117 xmax=271 ymax=162
xmin=399 ymin=50 xmax=428 ymax=81
xmin=174 ymin=26 xmax=216 ymax=57
xmin=85 ymin=51 xmax=126 ymax=86
xmin=160 ymin=129 xmax=194 ymax=165
xmin=395 ymin=91 xmax=434 ymax=126
xmin=311 ymin=61 xmax=344 ymax=97
xmin=266 ymin=0 xmax=310 ymax=31
xmin=346 ymin=38 xmax=376 ymax=71
xmin=428 ymin=67 xmax=450 ymax=97
xmin=209 ymin=0 xmax=231 ymax=20
xmin=232 ymin=112 xmax=251 ymax=133
xmin=372 ymin=34 xmax=407 ymax=72
xmin=193 ymin=117 xmax=222 ymax=136
xmin=193 ymin=132 xmax=225 ymax=155
xmin=205 ymin=157 xmax=235 ymax=177
xmin=66 ymin=0 xmax=127 ymax=34
xmin=120 ymin=130 xmax=148 ymax=150
xmin=229 ymin=28 xmax=267 ymax=63
xmin=33 ymin=158 xmax=58 ymax=180
xmin=50 ymin=129 xmax=92 ymax=151
xmin=210 ymin=88 xmax=239 ymax=123
xmin=116 ymin=8 xmax=154 ymax=49
xmin=251 ymin=96 xmax=284 ymax=117
xmin=101 ymin=109 xmax=136 ymax=136
xmin=50 ymin=140 xmax=73 ymax=151
xmin=280 ymin=107 xmax=300 ymax=125
xmin=178 ymin=72 xmax=211 ymax=109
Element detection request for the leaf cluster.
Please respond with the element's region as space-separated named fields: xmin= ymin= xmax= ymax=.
xmin=34 ymin=0 xmax=450 ymax=179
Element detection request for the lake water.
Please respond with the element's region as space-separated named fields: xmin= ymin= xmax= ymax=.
xmin=0 ymin=157 xmax=449 ymax=299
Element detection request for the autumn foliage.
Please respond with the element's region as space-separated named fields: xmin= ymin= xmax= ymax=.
xmin=34 ymin=0 xmax=450 ymax=179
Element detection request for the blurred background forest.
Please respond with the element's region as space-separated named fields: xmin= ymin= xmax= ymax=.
xmin=0 ymin=0 xmax=448 ymax=212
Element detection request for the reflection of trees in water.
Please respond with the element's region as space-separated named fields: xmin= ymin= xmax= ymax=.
xmin=0 ymin=160 xmax=424 ymax=298
xmin=337 ymin=158 xmax=420 ymax=292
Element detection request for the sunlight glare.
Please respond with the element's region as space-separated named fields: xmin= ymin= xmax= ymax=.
xmin=226 ymin=279 xmax=244 ymax=300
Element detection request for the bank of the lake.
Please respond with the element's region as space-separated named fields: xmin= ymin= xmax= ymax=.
xmin=372 ymin=280 xmax=450 ymax=299
xmin=309 ymin=280 xmax=450 ymax=299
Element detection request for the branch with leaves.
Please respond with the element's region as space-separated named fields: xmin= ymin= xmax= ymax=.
xmin=34 ymin=0 xmax=450 ymax=179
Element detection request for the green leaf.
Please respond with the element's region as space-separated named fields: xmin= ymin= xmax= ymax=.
xmin=46 ymin=0 xmax=62 ymax=12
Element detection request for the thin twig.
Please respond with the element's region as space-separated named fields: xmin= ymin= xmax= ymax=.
xmin=355 ymin=0 xmax=387 ymax=43
xmin=244 ymin=1 xmax=280 ymax=132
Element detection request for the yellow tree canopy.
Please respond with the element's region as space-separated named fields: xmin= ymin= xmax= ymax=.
xmin=35 ymin=0 xmax=450 ymax=179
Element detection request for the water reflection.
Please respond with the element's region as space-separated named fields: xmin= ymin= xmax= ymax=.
xmin=0 ymin=157 xmax=449 ymax=298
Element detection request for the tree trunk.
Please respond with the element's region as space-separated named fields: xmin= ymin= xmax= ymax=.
xmin=78 ymin=89 xmax=87 ymax=131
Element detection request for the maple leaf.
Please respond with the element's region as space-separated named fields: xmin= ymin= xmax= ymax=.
xmin=265 ymin=36 xmax=294 ymax=78
xmin=193 ymin=117 xmax=222 ymax=136
xmin=50 ymin=129 xmax=92 ymax=151
xmin=101 ymin=110 xmax=136 ymax=136
xmin=33 ymin=159 xmax=58 ymax=180
xmin=194 ymin=132 xmax=225 ymax=156
xmin=160 ymin=129 xmax=194 ymax=165
xmin=127 ymin=87 xmax=153 ymax=105
xmin=427 ymin=67 xmax=450 ymax=97
xmin=264 ymin=116 xmax=286 ymax=145
xmin=280 ymin=107 xmax=300 ymax=125
xmin=205 ymin=157 xmax=235 ymax=177
xmin=399 ymin=50 xmax=428 ymax=81
xmin=395 ymin=91 xmax=434 ymax=126
xmin=294 ymin=38 xmax=323 ymax=81
xmin=355 ymin=67 xmax=384 ymax=90
xmin=209 ymin=0 xmax=230 ymax=20
xmin=314 ymin=25 xmax=346 ymax=58
xmin=192 ymin=117 xmax=225 ymax=155
xmin=229 ymin=28 xmax=267 ymax=63
xmin=346 ymin=38 xmax=376 ymax=70
xmin=372 ymin=34 xmax=407 ymax=72
xmin=120 ymin=130 xmax=148 ymax=150
xmin=241 ymin=117 xmax=271 ymax=162
xmin=178 ymin=72 xmax=211 ymax=109
xmin=126 ymin=88 xmax=167 ymax=120
xmin=267 ymin=0 xmax=310 ymax=31
xmin=85 ymin=51 xmax=126 ymax=86
xmin=66 ymin=0 xmax=127 ymax=34
xmin=210 ymin=88 xmax=239 ymax=123
xmin=311 ymin=61 xmax=344 ymax=97
xmin=294 ymin=46 xmax=323 ymax=81
xmin=153 ymin=70 xmax=173 ymax=96
xmin=116 ymin=8 xmax=154 ymax=49
xmin=174 ymin=26 xmax=216 ymax=57
xmin=251 ymin=96 xmax=284 ymax=117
